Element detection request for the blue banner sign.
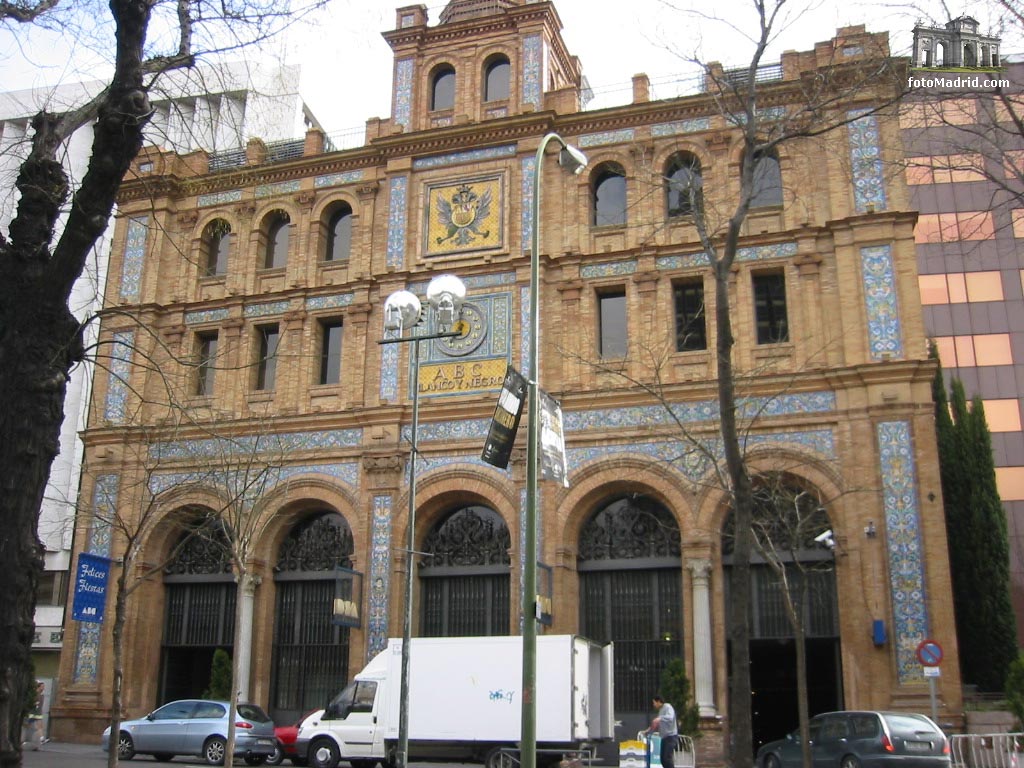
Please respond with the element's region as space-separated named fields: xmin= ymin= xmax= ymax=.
xmin=72 ymin=552 xmax=112 ymax=623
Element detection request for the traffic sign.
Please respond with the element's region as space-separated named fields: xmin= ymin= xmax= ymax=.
xmin=923 ymin=666 xmax=941 ymax=677
xmin=916 ymin=639 xmax=944 ymax=667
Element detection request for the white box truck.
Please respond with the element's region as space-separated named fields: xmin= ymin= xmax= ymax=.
xmin=294 ymin=635 xmax=614 ymax=768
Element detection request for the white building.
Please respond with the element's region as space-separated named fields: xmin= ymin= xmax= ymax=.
xmin=0 ymin=60 xmax=319 ymax=726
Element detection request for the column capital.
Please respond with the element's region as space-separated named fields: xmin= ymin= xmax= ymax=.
xmin=688 ymin=558 xmax=712 ymax=582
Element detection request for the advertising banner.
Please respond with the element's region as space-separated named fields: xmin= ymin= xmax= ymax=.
xmin=72 ymin=552 xmax=112 ymax=623
xmin=540 ymin=390 xmax=569 ymax=487
xmin=481 ymin=364 xmax=527 ymax=469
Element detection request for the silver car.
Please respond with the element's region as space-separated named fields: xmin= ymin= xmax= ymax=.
xmin=101 ymin=699 xmax=276 ymax=765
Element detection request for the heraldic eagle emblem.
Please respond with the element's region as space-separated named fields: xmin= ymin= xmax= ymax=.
xmin=436 ymin=183 xmax=492 ymax=246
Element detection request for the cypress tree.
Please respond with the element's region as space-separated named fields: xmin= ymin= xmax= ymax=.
xmin=933 ymin=348 xmax=1018 ymax=691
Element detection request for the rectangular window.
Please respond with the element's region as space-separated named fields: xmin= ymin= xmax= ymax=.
xmin=753 ymin=272 xmax=789 ymax=344
xmin=932 ymin=334 xmax=1013 ymax=367
xmin=673 ymin=281 xmax=707 ymax=351
xmin=319 ymin=320 xmax=344 ymax=385
xmin=598 ymin=290 xmax=627 ymax=358
xmin=36 ymin=570 xmax=68 ymax=607
xmin=919 ymin=272 xmax=1004 ymax=305
xmin=914 ymin=211 xmax=995 ymax=243
xmin=196 ymin=332 xmax=218 ymax=396
xmin=255 ymin=325 xmax=280 ymax=391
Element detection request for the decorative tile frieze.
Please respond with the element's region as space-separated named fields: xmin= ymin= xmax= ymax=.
xmin=581 ymin=260 xmax=637 ymax=278
xmin=380 ymin=342 xmax=399 ymax=401
xmin=848 ymin=109 xmax=888 ymax=213
xmin=255 ymin=180 xmax=301 ymax=198
xmin=153 ymin=429 xmax=362 ymax=461
xmin=394 ymin=59 xmax=414 ymax=130
xmin=522 ymin=35 xmax=542 ymax=110
xmin=306 ymin=293 xmax=355 ymax=311
xmin=315 ymin=170 xmax=365 ymax=189
xmin=876 ymin=420 xmax=928 ymax=684
xmin=149 ymin=461 xmax=359 ymax=497
xmin=103 ymin=331 xmax=135 ymax=423
xmin=656 ymin=241 xmax=798 ymax=270
xmin=386 ymin=176 xmax=409 ymax=269
xmin=244 ymin=301 xmax=291 ymax=318
xmin=367 ymin=495 xmax=393 ymax=659
xmin=521 ymin=156 xmax=536 ymax=247
xmin=860 ymin=245 xmax=904 ymax=360
xmin=184 ymin=308 xmax=230 ymax=325
xmin=119 ymin=216 xmax=149 ymax=302
xmin=401 ymin=419 xmax=491 ymax=444
xmin=579 ymin=129 xmax=636 ymax=147
xmin=413 ymin=144 xmax=516 ymax=170
xmin=73 ymin=474 xmax=118 ymax=684
xmin=197 ymin=189 xmax=243 ymax=208
xmin=652 ymin=118 xmax=711 ymax=136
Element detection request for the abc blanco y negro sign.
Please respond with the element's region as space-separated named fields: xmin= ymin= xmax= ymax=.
xmin=72 ymin=552 xmax=113 ymax=623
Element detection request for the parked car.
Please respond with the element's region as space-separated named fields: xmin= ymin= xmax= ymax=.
xmin=101 ymin=698 xmax=276 ymax=765
xmin=267 ymin=711 xmax=315 ymax=766
xmin=757 ymin=711 xmax=950 ymax=768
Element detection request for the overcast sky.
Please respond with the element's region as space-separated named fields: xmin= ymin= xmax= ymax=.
xmin=2 ymin=0 xmax=1020 ymax=135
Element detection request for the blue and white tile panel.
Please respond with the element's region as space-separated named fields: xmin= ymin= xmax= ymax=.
xmin=103 ymin=331 xmax=135 ymax=423
xmin=652 ymin=118 xmax=711 ymax=137
xmin=579 ymin=129 xmax=636 ymax=148
xmin=413 ymin=145 xmax=517 ymax=170
xmin=656 ymin=241 xmax=798 ymax=271
xmin=876 ymin=420 xmax=929 ymax=684
xmin=315 ymin=170 xmax=365 ymax=189
xmin=367 ymin=495 xmax=393 ymax=659
xmin=860 ymin=245 xmax=904 ymax=360
xmin=386 ymin=176 xmax=409 ymax=269
xmin=522 ymin=35 xmax=543 ymax=110
xmin=255 ymin=180 xmax=301 ymax=199
xmin=394 ymin=59 xmax=414 ymax=130
xmin=848 ymin=109 xmax=888 ymax=213
xmin=197 ymin=189 xmax=243 ymax=208
xmin=244 ymin=301 xmax=291 ymax=319
xmin=184 ymin=308 xmax=230 ymax=325
xmin=119 ymin=216 xmax=148 ymax=302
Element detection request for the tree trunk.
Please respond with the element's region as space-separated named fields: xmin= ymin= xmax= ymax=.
xmin=107 ymin=565 xmax=131 ymax=768
xmin=0 ymin=4 xmax=153 ymax=766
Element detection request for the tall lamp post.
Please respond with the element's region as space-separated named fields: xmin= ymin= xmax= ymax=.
xmin=522 ymin=134 xmax=587 ymax=768
xmin=380 ymin=274 xmax=467 ymax=768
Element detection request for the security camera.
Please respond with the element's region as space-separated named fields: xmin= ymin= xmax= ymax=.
xmin=813 ymin=529 xmax=836 ymax=550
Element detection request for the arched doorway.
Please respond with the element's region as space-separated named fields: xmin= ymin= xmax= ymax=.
xmin=578 ymin=495 xmax=682 ymax=725
xmin=160 ymin=520 xmax=235 ymax=704
xmin=420 ymin=505 xmax=511 ymax=636
xmin=271 ymin=511 xmax=354 ymax=725
xmin=721 ymin=478 xmax=842 ymax=751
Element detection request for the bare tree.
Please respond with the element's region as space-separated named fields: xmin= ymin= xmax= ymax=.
xmin=0 ymin=2 xmax=328 ymax=765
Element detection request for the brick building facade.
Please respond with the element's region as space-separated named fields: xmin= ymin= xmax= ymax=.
xmin=52 ymin=0 xmax=963 ymax=761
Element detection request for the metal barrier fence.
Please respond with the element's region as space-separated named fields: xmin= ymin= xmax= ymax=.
xmin=951 ymin=733 xmax=1024 ymax=768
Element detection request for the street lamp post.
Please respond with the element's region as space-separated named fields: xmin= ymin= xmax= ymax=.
xmin=380 ymin=274 xmax=468 ymax=768
xmin=522 ymin=133 xmax=587 ymax=768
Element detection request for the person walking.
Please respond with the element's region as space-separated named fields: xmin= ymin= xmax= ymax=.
xmin=645 ymin=694 xmax=678 ymax=768
xmin=23 ymin=681 xmax=44 ymax=751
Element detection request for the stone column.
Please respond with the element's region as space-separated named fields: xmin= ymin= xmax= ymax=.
xmin=688 ymin=559 xmax=717 ymax=716
xmin=237 ymin=573 xmax=262 ymax=702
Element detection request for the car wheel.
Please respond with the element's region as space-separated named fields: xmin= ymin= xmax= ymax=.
xmin=765 ymin=755 xmax=781 ymax=768
xmin=152 ymin=754 xmax=175 ymax=762
xmin=265 ymin=741 xmax=284 ymax=766
xmin=203 ymin=736 xmax=227 ymax=766
xmin=840 ymin=756 xmax=862 ymax=768
xmin=484 ymin=746 xmax=514 ymax=768
xmin=118 ymin=732 xmax=136 ymax=760
xmin=309 ymin=738 xmax=340 ymax=768
xmin=245 ymin=756 xmax=268 ymax=766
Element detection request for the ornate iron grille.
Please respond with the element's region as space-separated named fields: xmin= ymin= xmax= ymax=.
xmin=164 ymin=522 xmax=233 ymax=579
xmin=578 ymin=495 xmax=683 ymax=714
xmin=163 ymin=582 xmax=236 ymax=646
xmin=271 ymin=512 xmax=354 ymax=724
xmin=420 ymin=506 xmax=511 ymax=636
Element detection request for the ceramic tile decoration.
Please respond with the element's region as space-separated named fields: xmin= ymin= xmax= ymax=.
xmin=386 ymin=176 xmax=409 ymax=269
xmin=581 ymin=260 xmax=637 ymax=279
xmin=380 ymin=342 xmax=399 ymax=402
xmin=522 ymin=35 xmax=542 ymax=110
xmin=153 ymin=429 xmax=362 ymax=461
xmin=848 ymin=109 xmax=888 ymax=213
xmin=424 ymin=175 xmax=504 ymax=257
xmin=306 ymin=293 xmax=355 ymax=311
xmin=521 ymin=156 xmax=536 ymax=247
xmin=652 ymin=118 xmax=712 ymax=136
xmin=149 ymin=462 xmax=359 ymax=497
xmin=103 ymin=331 xmax=135 ymax=423
xmin=860 ymin=245 xmax=904 ymax=360
xmin=315 ymin=170 xmax=365 ymax=189
xmin=579 ymin=129 xmax=636 ymax=148
xmin=197 ymin=189 xmax=243 ymax=208
xmin=255 ymin=180 xmax=301 ymax=198
xmin=184 ymin=308 xmax=230 ymax=325
xmin=394 ymin=59 xmax=414 ymax=130
xmin=656 ymin=241 xmax=798 ymax=271
xmin=119 ymin=216 xmax=149 ymax=302
xmin=367 ymin=495 xmax=393 ymax=658
xmin=244 ymin=300 xmax=291 ymax=318
xmin=876 ymin=420 xmax=929 ymax=684
xmin=413 ymin=145 xmax=516 ymax=170
xmin=520 ymin=286 xmax=531 ymax=378
xmin=73 ymin=474 xmax=118 ymax=684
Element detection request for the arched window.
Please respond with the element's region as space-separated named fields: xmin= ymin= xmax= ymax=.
xmin=202 ymin=219 xmax=231 ymax=277
xmin=431 ymin=65 xmax=456 ymax=111
xmin=578 ymin=495 xmax=681 ymax=715
xmin=749 ymin=151 xmax=783 ymax=208
xmin=665 ymin=153 xmax=703 ymax=218
xmin=264 ymin=211 xmax=291 ymax=269
xmin=324 ymin=203 xmax=352 ymax=262
xmin=593 ymin=163 xmax=627 ymax=227
xmin=420 ymin=505 xmax=511 ymax=637
xmin=271 ymin=512 xmax=354 ymax=725
xmin=483 ymin=55 xmax=510 ymax=102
